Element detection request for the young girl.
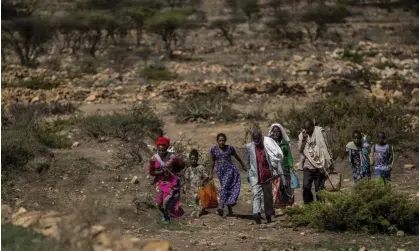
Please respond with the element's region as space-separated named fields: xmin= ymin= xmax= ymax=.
xmin=184 ymin=149 xmax=212 ymax=217
xmin=370 ymin=132 xmax=394 ymax=181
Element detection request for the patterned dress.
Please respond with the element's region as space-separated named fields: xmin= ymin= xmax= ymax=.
xmin=346 ymin=141 xmax=371 ymax=183
xmin=371 ymin=144 xmax=393 ymax=181
xmin=210 ymin=145 xmax=241 ymax=209
xmin=149 ymin=153 xmax=185 ymax=219
xmin=184 ymin=165 xmax=209 ymax=205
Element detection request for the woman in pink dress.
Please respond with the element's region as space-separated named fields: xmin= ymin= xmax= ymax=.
xmin=149 ymin=137 xmax=185 ymax=222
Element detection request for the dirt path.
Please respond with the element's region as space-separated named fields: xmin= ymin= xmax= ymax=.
xmin=3 ymin=104 xmax=419 ymax=251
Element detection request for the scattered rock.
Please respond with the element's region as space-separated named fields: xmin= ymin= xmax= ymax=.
xmin=396 ymin=249 xmax=405 ymax=251
xmin=85 ymin=92 xmax=97 ymax=101
xmin=130 ymin=176 xmax=139 ymax=184
xmin=358 ymin=247 xmax=367 ymax=251
xmin=72 ymin=141 xmax=80 ymax=148
xmin=404 ymin=164 xmax=415 ymax=170
xmin=1 ymin=204 xmax=13 ymax=224
xmin=396 ymin=230 xmax=405 ymax=237
xmin=293 ymin=55 xmax=304 ymax=62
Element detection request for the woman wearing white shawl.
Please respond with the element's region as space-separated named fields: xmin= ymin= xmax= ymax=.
xmin=268 ymin=123 xmax=295 ymax=208
xmin=298 ymin=119 xmax=333 ymax=204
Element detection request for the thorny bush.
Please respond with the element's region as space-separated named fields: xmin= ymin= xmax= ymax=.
xmin=285 ymin=179 xmax=419 ymax=234
xmin=1 ymin=103 xmax=76 ymax=176
xmin=171 ymin=88 xmax=239 ymax=123
xmin=82 ymin=102 xmax=163 ymax=142
xmin=275 ymin=94 xmax=419 ymax=159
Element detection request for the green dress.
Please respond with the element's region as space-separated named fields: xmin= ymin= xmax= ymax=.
xmin=278 ymin=139 xmax=294 ymax=176
xmin=273 ymin=138 xmax=295 ymax=208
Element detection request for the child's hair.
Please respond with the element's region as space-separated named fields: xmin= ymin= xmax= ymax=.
xmin=189 ymin=149 xmax=199 ymax=158
xmin=216 ymin=133 xmax=227 ymax=141
xmin=353 ymin=130 xmax=361 ymax=136
xmin=377 ymin=131 xmax=386 ymax=138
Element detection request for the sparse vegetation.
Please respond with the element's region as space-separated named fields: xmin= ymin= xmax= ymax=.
xmin=82 ymin=102 xmax=163 ymax=142
xmin=8 ymin=77 xmax=60 ymax=90
xmin=171 ymin=89 xmax=239 ymax=123
xmin=2 ymin=16 xmax=55 ymax=67
xmin=342 ymin=47 xmax=363 ymax=63
xmin=275 ymin=94 xmax=419 ymax=158
xmin=1 ymin=103 xmax=78 ymax=176
xmin=285 ymin=179 xmax=419 ymax=234
xmin=210 ymin=16 xmax=245 ymax=46
xmin=141 ymin=64 xmax=176 ymax=80
xmin=1 ymin=224 xmax=64 ymax=251
xmin=146 ymin=8 xmax=195 ymax=58
xmin=301 ymin=4 xmax=352 ymax=42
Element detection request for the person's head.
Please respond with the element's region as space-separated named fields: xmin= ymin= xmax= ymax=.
xmin=252 ymin=128 xmax=263 ymax=146
xmin=303 ymin=119 xmax=315 ymax=135
xmin=189 ymin=149 xmax=199 ymax=166
xmin=156 ymin=137 xmax=170 ymax=157
xmin=270 ymin=125 xmax=282 ymax=141
xmin=216 ymin=133 xmax=227 ymax=148
xmin=377 ymin=131 xmax=386 ymax=145
xmin=352 ymin=130 xmax=362 ymax=147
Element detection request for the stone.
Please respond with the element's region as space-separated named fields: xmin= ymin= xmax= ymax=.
xmin=72 ymin=141 xmax=80 ymax=148
xmin=131 ymin=176 xmax=139 ymax=184
xmin=396 ymin=230 xmax=405 ymax=237
xmin=411 ymin=88 xmax=419 ymax=98
xmin=396 ymin=249 xmax=405 ymax=251
xmin=31 ymin=96 xmax=40 ymax=103
xmin=404 ymin=164 xmax=415 ymax=170
xmin=358 ymin=247 xmax=367 ymax=251
xmin=293 ymin=55 xmax=304 ymax=62
xmin=1 ymin=204 xmax=13 ymax=224
xmin=416 ymin=192 xmax=419 ymax=197
xmin=85 ymin=92 xmax=97 ymax=101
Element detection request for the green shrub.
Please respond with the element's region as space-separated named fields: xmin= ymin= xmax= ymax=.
xmin=274 ymin=94 xmax=419 ymax=158
xmin=141 ymin=64 xmax=176 ymax=80
xmin=1 ymin=103 xmax=75 ymax=175
xmin=33 ymin=122 xmax=72 ymax=149
xmin=209 ymin=15 xmax=246 ymax=46
xmin=2 ymin=16 xmax=55 ymax=66
xmin=285 ymin=179 xmax=419 ymax=234
xmin=342 ymin=47 xmax=363 ymax=64
xmin=79 ymin=55 xmax=100 ymax=74
xmin=171 ymin=89 xmax=239 ymax=123
xmin=146 ymin=8 xmax=194 ymax=58
xmin=301 ymin=4 xmax=352 ymax=42
xmin=1 ymin=224 xmax=65 ymax=251
xmin=1 ymin=130 xmax=38 ymax=171
xmin=13 ymin=77 xmax=60 ymax=90
xmin=82 ymin=102 xmax=163 ymax=142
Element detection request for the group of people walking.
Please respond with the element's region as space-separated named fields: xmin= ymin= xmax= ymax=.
xmin=148 ymin=120 xmax=394 ymax=224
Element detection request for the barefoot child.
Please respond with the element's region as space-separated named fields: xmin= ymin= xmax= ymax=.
xmin=184 ymin=149 xmax=212 ymax=217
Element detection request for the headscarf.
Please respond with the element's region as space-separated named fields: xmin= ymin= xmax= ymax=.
xmin=268 ymin=123 xmax=291 ymax=144
xmin=156 ymin=137 xmax=170 ymax=147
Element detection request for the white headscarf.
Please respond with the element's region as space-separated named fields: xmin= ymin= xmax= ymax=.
xmin=268 ymin=123 xmax=291 ymax=144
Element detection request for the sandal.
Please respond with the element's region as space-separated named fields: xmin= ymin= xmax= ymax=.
xmin=217 ymin=208 xmax=224 ymax=217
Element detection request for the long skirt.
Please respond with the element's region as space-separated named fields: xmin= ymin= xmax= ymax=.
xmin=216 ymin=163 xmax=241 ymax=208
xmin=273 ymin=175 xmax=294 ymax=208
xmin=155 ymin=178 xmax=184 ymax=219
